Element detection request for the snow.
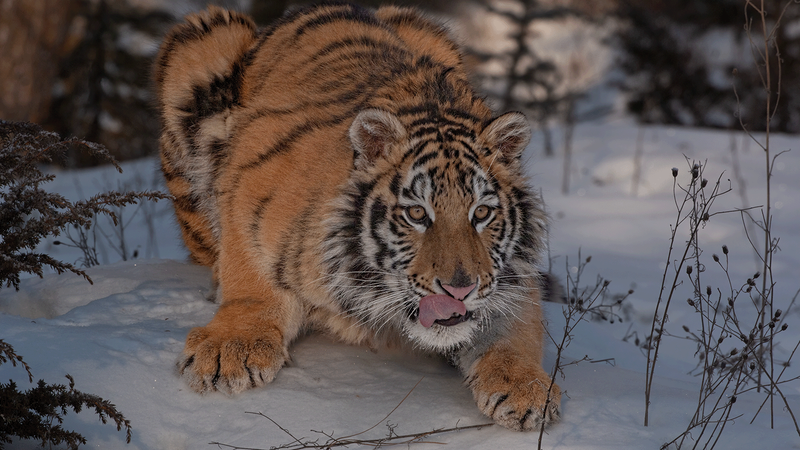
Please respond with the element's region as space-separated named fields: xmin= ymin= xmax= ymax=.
xmin=2 ymin=120 xmax=800 ymax=448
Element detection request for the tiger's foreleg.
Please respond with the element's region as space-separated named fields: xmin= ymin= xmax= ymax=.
xmin=458 ymin=294 xmax=561 ymax=431
xmin=177 ymin=240 xmax=304 ymax=394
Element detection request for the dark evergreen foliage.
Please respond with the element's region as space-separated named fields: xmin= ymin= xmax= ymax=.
xmin=0 ymin=119 xmax=174 ymax=448
xmin=0 ymin=120 xmax=170 ymax=290
xmin=0 ymin=357 xmax=133 ymax=450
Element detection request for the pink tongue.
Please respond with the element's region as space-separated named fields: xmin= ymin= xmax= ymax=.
xmin=418 ymin=295 xmax=467 ymax=328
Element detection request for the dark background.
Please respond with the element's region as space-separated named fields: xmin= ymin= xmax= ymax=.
xmin=1 ymin=0 xmax=797 ymax=167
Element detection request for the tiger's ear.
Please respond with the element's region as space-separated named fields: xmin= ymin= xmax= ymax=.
xmin=349 ymin=109 xmax=406 ymax=169
xmin=480 ymin=112 xmax=531 ymax=163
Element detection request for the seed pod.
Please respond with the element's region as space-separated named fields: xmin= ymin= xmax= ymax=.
xmin=730 ymin=348 xmax=738 ymax=356
xmin=713 ymin=254 xmax=720 ymax=262
xmin=706 ymin=286 xmax=712 ymax=296
xmin=701 ymin=178 xmax=708 ymax=188
xmin=775 ymin=309 xmax=782 ymax=318
xmin=686 ymin=266 xmax=693 ymax=275
xmin=781 ymin=323 xmax=788 ymax=331
xmin=722 ymin=245 xmax=729 ymax=255
xmin=672 ymin=167 xmax=679 ymax=177
xmin=687 ymin=298 xmax=695 ymax=307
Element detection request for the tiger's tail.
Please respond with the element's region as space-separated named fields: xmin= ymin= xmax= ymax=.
xmin=154 ymin=7 xmax=257 ymax=267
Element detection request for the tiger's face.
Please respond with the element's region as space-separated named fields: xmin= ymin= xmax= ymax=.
xmin=325 ymin=108 xmax=544 ymax=351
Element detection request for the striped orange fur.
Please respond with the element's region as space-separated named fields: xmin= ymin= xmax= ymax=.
xmin=155 ymin=3 xmax=560 ymax=431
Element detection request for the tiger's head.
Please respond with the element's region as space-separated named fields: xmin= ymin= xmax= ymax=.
xmin=324 ymin=108 xmax=546 ymax=351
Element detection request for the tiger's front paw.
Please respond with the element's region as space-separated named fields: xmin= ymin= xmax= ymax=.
xmin=177 ymin=326 xmax=287 ymax=394
xmin=467 ymin=366 xmax=561 ymax=431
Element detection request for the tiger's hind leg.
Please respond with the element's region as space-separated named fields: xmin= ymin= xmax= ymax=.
xmin=154 ymin=7 xmax=257 ymax=268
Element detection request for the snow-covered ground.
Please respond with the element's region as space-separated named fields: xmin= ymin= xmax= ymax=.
xmin=2 ymin=115 xmax=799 ymax=449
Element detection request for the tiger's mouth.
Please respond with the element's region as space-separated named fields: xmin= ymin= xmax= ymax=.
xmin=433 ymin=310 xmax=473 ymax=327
xmin=416 ymin=293 xmax=475 ymax=328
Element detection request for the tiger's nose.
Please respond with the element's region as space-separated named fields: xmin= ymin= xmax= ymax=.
xmin=441 ymin=283 xmax=477 ymax=301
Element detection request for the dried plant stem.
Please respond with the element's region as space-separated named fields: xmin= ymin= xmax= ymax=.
xmin=538 ymin=252 xmax=629 ymax=449
xmin=740 ymin=0 xmax=796 ymax=426
xmin=209 ymin=379 xmax=493 ymax=450
xmin=211 ymin=418 xmax=492 ymax=450
xmin=644 ymin=163 xmax=727 ymax=426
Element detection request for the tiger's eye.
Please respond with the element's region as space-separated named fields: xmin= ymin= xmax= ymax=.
xmin=474 ymin=205 xmax=491 ymax=221
xmin=407 ymin=205 xmax=427 ymax=222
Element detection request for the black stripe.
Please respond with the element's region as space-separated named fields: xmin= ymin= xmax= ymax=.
xmin=445 ymin=108 xmax=482 ymax=123
xmin=519 ymin=408 xmax=533 ymax=428
xmin=187 ymin=60 xmax=244 ymax=121
xmin=156 ymin=10 xmax=253 ymax=86
xmin=210 ymin=354 xmax=221 ymax=388
xmin=160 ymin=159 xmax=184 ymax=183
xmin=249 ymin=195 xmax=273 ymax=236
xmin=240 ymin=85 xmax=364 ymax=122
xmin=295 ymin=6 xmax=380 ymax=37
xmin=490 ymin=394 xmax=509 ymax=415
xmin=451 ymin=140 xmax=481 ymax=166
xmin=412 ymin=150 xmax=440 ymax=169
xmin=396 ymin=103 xmax=440 ymax=117
xmin=210 ymin=138 xmax=227 ymax=174
xmin=409 ymin=126 xmax=440 ymax=141
xmin=178 ymin=218 xmax=214 ymax=249
xmin=400 ymin=138 xmax=436 ymax=164
xmin=311 ymin=48 xmax=409 ymax=76
xmin=443 ymin=125 xmax=477 ymax=140
xmin=173 ymin=194 xmax=200 ymax=213
xmin=273 ymin=202 xmax=315 ymax=290
xmin=237 ymin=112 xmax=353 ymax=175
xmin=369 ymin=199 xmax=390 ymax=269
xmin=308 ymin=36 xmax=409 ymax=65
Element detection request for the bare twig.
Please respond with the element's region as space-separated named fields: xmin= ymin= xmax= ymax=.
xmin=539 ymin=252 xmax=630 ymax=449
xmin=209 ymin=379 xmax=493 ymax=450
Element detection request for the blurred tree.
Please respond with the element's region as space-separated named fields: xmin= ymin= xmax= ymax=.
xmin=0 ymin=0 xmax=172 ymax=167
xmin=615 ymin=0 xmax=800 ymax=133
xmin=0 ymin=0 xmax=82 ymax=125
xmin=467 ymin=0 xmax=614 ymax=157
xmin=46 ymin=0 xmax=172 ymax=167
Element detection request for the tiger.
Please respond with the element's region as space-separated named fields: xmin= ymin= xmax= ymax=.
xmin=154 ymin=3 xmax=561 ymax=431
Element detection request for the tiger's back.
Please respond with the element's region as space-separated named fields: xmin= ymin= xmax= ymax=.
xmin=155 ymin=3 xmax=561 ymax=433
xmin=155 ymin=4 xmax=486 ymax=272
